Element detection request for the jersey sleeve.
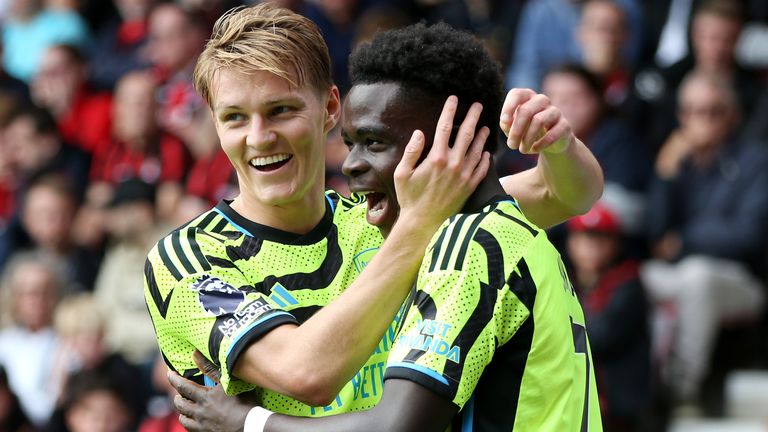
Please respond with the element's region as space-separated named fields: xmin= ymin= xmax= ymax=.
xmin=144 ymin=228 xmax=299 ymax=395
xmin=384 ymin=226 xmax=532 ymax=409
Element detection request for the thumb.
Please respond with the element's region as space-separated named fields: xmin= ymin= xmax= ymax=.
xmin=193 ymin=350 xmax=222 ymax=384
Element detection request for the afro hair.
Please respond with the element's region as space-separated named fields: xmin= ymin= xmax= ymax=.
xmin=349 ymin=22 xmax=504 ymax=153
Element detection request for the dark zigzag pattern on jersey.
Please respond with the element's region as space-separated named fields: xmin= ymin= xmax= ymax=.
xmin=452 ymin=204 xmax=498 ymax=271
xmin=156 ymin=213 xmax=240 ymax=282
xmin=428 ymin=215 xmax=458 ymax=272
xmin=157 ymin=211 xmax=220 ymax=280
xmin=442 ymin=228 xmax=505 ymax=397
xmin=145 ymin=259 xmax=174 ymax=319
xmin=449 ymin=254 xmax=538 ymax=431
xmin=250 ymin=224 xmax=343 ymax=294
xmin=492 ymin=209 xmax=538 ymax=237
xmin=403 ymin=290 xmax=439 ymax=363
xmin=225 ymin=234 xmax=263 ymax=262
xmin=438 ymin=214 xmax=471 ymax=270
xmin=207 ymin=225 xmax=343 ymax=364
xmin=479 ymin=258 xmax=537 ymax=429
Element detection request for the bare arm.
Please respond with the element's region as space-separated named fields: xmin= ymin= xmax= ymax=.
xmin=499 ymin=89 xmax=604 ymax=228
xmin=231 ymin=97 xmax=491 ymax=406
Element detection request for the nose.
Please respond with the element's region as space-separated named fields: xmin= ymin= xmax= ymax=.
xmin=342 ymin=145 xmax=370 ymax=179
xmin=246 ymin=117 xmax=276 ymax=148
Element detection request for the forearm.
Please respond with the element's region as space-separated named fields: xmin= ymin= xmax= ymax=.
xmin=235 ymin=216 xmax=438 ymax=405
xmin=264 ymin=380 xmax=454 ymax=432
xmin=537 ymin=137 xmax=603 ymax=215
xmin=502 ymin=138 xmax=603 ymax=228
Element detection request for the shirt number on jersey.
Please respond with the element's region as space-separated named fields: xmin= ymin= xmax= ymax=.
xmin=572 ymin=318 xmax=591 ymax=432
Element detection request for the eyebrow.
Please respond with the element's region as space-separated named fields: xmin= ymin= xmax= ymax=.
xmin=214 ymin=96 xmax=304 ymax=112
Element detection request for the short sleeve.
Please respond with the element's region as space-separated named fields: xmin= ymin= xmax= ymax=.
xmin=384 ymin=242 xmax=531 ymax=409
xmin=144 ymin=229 xmax=299 ymax=394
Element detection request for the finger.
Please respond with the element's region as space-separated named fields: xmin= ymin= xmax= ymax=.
xmin=179 ymin=414 xmax=204 ymax=432
xmin=168 ymin=371 xmax=207 ymax=401
xmin=500 ymin=88 xmax=534 ymax=137
xmin=432 ymin=96 xmax=459 ymax=155
xmin=193 ymin=350 xmax=222 ymax=383
xmin=509 ymin=94 xmax=549 ymax=152
xmin=522 ymin=106 xmax=559 ymax=151
xmin=531 ymin=119 xmax=571 ymax=153
xmin=469 ymin=151 xmax=491 ymax=188
xmin=461 ymin=126 xmax=490 ymax=177
xmin=174 ymin=394 xmax=199 ymax=418
xmin=449 ymin=102 xmax=484 ymax=165
xmin=394 ymin=130 xmax=425 ymax=180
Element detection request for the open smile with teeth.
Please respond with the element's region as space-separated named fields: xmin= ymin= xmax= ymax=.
xmin=249 ymin=153 xmax=293 ymax=172
xmin=357 ymin=190 xmax=390 ymax=226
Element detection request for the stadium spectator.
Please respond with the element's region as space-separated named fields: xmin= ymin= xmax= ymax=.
xmin=544 ymin=65 xmax=651 ymax=193
xmin=2 ymin=104 xmax=90 ymax=198
xmin=146 ymin=2 xmax=216 ymax=158
xmin=504 ymin=0 xmax=643 ymax=91
xmin=87 ymin=0 xmax=156 ymax=91
xmin=87 ymin=70 xmax=188 ymax=220
xmin=642 ymin=69 xmax=768 ymax=413
xmin=567 ymin=203 xmax=651 ymax=431
xmin=577 ymin=0 xmax=633 ymax=108
xmin=46 ymin=293 xmax=145 ymax=432
xmin=630 ymin=0 xmax=763 ymax=153
xmin=10 ymin=175 xmax=102 ymax=293
xmin=31 ymin=44 xmax=112 ymax=157
xmin=0 ymin=252 xmax=62 ymax=425
xmin=1 ymin=0 xmax=89 ymax=82
xmin=0 ymin=365 xmax=36 ymax=432
xmin=299 ymin=0 xmax=370 ymax=94
xmin=94 ymin=179 xmax=164 ymax=366
xmin=501 ymin=64 xmax=651 ymax=197
xmin=59 ymin=370 xmax=135 ymax=432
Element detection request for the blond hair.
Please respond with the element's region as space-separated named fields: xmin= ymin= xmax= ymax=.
xmin=54 ymin=293 xmax=107 ymax=338
xmin=194 ymin=3 xmax=332 ymax=107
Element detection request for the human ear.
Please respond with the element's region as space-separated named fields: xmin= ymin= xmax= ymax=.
xmin=324 ymin=85 xmax=341 ymax=132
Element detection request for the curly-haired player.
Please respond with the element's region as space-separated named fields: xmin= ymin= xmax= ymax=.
xmin=169 ymin=21 xmax=603 ymax=432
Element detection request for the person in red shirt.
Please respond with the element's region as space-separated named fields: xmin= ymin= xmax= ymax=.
xmin=31 ymin=44 xmax=112 ymax=157
xmin=88 ymin=70 xmax=189 ymax=221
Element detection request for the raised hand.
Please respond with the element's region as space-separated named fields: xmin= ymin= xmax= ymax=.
xmin=394 ymin=96 xmax=491 ymax=229
xmin=499 ymin=88 xmax=575 ymax=155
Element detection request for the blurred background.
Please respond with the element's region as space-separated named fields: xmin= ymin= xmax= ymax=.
xmin=0 ymin=0 xmax=766 ymax=431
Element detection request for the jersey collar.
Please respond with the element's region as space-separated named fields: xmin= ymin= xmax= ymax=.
xmin=214 ymin=198 xmax=334 ymax=245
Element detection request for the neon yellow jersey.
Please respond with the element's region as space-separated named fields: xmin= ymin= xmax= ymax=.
xmin=144 ymin=191 xmax=391 ymax=412
xmin=385 ymin=197 xmax=603 ymax=431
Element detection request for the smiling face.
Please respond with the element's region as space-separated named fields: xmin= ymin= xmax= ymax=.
xmin=211 ymin=68 xmax=339 ymax=218
xmin=341 ymin=82 xmax=441 ymax=237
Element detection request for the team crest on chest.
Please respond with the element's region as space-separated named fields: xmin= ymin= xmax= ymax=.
xmin=352 ymin=247 xmax=379 ymax=274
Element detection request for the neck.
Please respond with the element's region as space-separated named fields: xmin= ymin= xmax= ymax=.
xmin=381 ymin=168 xmax=505 ymax=239
xmin=461 ymin=168 xmax=505 ymax=214
xmin=231 ymin=183 xmax=327 ymax=235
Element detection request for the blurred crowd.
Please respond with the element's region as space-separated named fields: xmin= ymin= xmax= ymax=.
xmin=0 ymin=0 xmax=766 ymax=431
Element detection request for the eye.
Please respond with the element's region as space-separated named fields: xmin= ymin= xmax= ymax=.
xmin=365 ymin=138 xmax=386 ymax=150
xmin=271 ymin=105 xmax=293 ymax=116
xmin=221 ymin=112 xmax=246 ymax=123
